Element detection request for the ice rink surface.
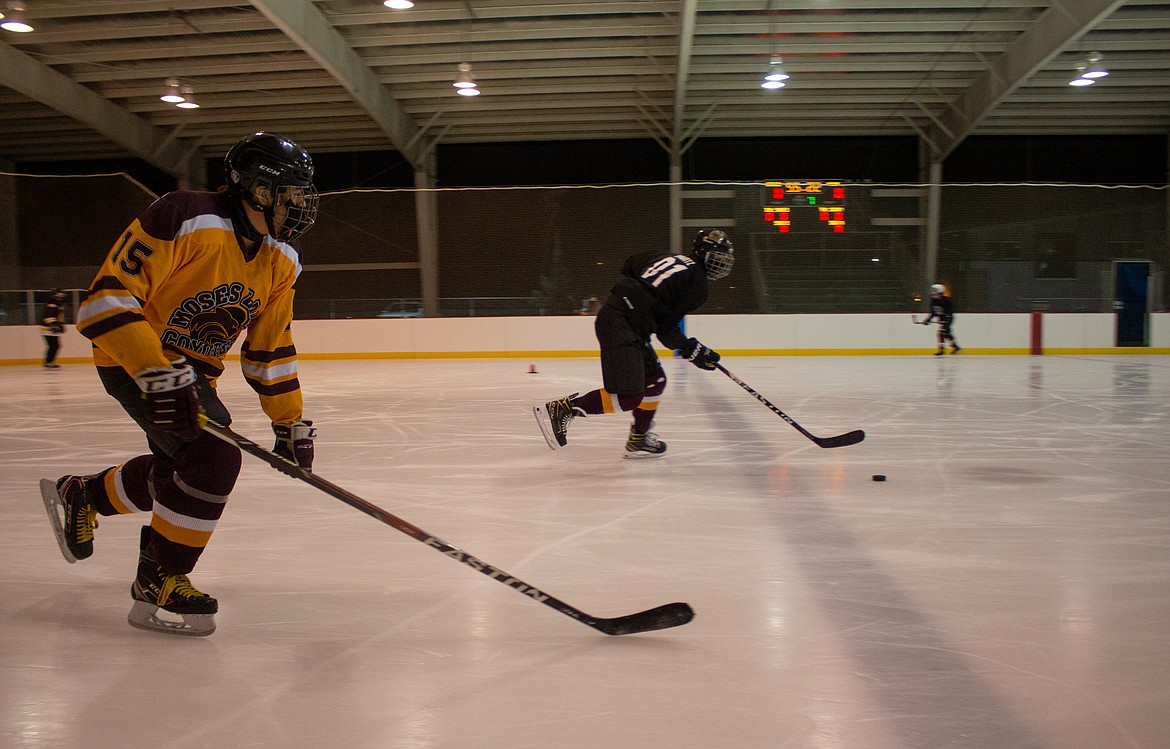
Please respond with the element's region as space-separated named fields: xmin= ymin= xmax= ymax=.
xmin=3 ymin=354 xmax=1169 ymax=749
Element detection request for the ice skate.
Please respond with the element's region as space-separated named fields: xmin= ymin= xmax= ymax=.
xmin=128 ymin=526 xmax=217 ymax=637
xmin=950 ymin=344 xmax=962 ymax=355
xmin=40 ymin=475 xmax=99 ymax=563
xmin=534 ymin=394 xmax=578 ymax=450
xmin=934 ymin=348 xmax=945 ymax=356
xmin=624 ymin=428 xmax=667 ymax=459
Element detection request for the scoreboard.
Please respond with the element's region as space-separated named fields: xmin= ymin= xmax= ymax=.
xmin=761 ymin=180 xmax=846 ymax=233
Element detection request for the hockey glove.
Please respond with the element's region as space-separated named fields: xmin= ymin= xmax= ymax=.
xmin=680 ymin=337 xmax=720 ymax=370
xmin=49 ymin=323 xmax=65 ymax=334
xmin=134 ymin=359 xmax=204 ymax=442
xmin=273 ymin=420 xmax=316 ymax=472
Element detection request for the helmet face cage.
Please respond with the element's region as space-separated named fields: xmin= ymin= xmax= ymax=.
xmin=225 ymin=133 xmax=319 ymax=241
xmin=930 ymin=283 xmax=945 ymax=296
xmin=693 ymin=229 xmax=735 ymax=280
xmin=267 ymin=183 xmax=319 ymax=242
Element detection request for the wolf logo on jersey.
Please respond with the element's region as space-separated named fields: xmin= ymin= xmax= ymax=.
xmin=189 ymin=305 xmax=250 ymax=345
xmin=167 ymin=283 xmax=261 ymax=329
xmin=161 ymin=304 xmax=251 ymax=358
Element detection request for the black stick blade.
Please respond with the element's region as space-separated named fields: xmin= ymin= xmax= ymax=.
xmin=592 ymin=602 xmax=694 ymax=636
xmin=815 ymin=429 xmax=866 ymax=449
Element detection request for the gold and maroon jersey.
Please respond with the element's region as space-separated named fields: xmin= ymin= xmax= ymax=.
xmin=78 ymin=189 xmax=305 ymax=424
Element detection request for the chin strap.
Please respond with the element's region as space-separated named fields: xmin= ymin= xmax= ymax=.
xmin=229 ymin=195 xmax=266 ymax=255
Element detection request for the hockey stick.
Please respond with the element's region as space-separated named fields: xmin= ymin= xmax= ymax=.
xmin=714 ymin=364 xmax=865 ymax=448
xmin=201 ymin=420 xmax=693 ymax=636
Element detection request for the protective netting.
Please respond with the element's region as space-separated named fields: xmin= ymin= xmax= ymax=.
xmin=1 ymin=172 xmax=157 ymax=325
xmin=302 ymin=182 xmax=1167 ymax=316
xmin=3 ymin=177 xmax=1166 ymax=320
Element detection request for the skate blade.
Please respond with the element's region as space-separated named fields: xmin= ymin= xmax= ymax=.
xmin=532 ymin=405 xmax=562 ymax=450
xmin=622 ymin=450 xmax=667 ymax=460
xmin=128 ymin=601 xmax=216 ymax=637
xmin=39 ymin=478 xmax=77 ymax=564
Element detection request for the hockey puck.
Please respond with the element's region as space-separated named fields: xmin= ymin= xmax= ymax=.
xmin=872 ymin=474 xmax=887 ymax=482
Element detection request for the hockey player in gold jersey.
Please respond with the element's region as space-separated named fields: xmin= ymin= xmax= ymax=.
xmin=39 ymin=132 xmax=319 ymax=636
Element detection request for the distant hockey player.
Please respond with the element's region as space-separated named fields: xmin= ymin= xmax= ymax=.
xmin=39 ymin=290 xmax=67 ymax=368
xmin=922 ymin=283 xmax=961 ymax=355
xmin=534 ymin=228 xmax=734 ymax=458
xmin=39 ymin=132 xmax=320 ymax=636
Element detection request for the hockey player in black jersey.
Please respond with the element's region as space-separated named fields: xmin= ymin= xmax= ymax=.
xmin=534 ymin=228 xmax=733 ymax=458
xmin=39 ymin=290 xmax=67 ymax=368
xmin=922 ymin=283 xmax=961 ymax=355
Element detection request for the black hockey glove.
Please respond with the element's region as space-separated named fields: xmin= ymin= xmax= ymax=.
xmin=680 ymin=338 xmax=720 ymax=370
xmin=134 ymin=358 xmax=204 ymax=442
xmin=273 ymin=420 xmax=316 ymax=472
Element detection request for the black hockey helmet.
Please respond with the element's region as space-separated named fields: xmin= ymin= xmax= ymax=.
xmin=692 ymin=228 xmax=734 ymax=280
xmin=225 ymin=132 xmax=318 ymax=241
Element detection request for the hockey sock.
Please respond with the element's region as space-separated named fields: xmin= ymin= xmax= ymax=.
xmin=147 ymin=431 xmax=241 ymax=575
xmin=569 ymin=389 xmax=603 ymax=415
xmin=88 ymin=465 xmax=138 ymax=516
xmin=574 ymin=386 xmax=663 ymax=419
xmin=571 ymin=389 xmax=645 ymax=415
xmin=632 ymin=407 xmax=656 ymax=434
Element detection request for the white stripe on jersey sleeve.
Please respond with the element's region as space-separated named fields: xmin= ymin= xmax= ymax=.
xmin=78 ymin=291 xmax=145 ymax=325
xmin=177 ymin=214 xmax=234 ymax=237
xmin=268 ymin=237 xmax=303 ymax=278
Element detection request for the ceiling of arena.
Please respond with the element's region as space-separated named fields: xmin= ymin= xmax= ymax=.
xmin=0 ymin=0 xmax=1167 ymax=182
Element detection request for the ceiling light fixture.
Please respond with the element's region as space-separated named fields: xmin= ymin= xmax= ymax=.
xmin=160 ymin=77 xmax=186 ymax=103
xmin=1081 ymin=51 xmax=1109 ymax=79
xmin=1069 ymin=51 xmax=1108 ymax=87
xmin=174 ymin=85 xmax=200 ymax=109
xmin=383 ymin=0 xmax=414 ymax=8
xmin=0 ymin=3 xmax=33 ymax=33
xmin=761 ymin=54 xmax=788 ymax=89
xmin=453 ymin=62 xmax=480 ymax=96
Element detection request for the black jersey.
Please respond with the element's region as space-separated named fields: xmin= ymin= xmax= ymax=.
xmin=926 ymin=295 xmax=955 ymax=324
xmin=605 ymin=250 xmax=708 ymax=351
xmin=40 ymin=300 xmax=65 ymax=335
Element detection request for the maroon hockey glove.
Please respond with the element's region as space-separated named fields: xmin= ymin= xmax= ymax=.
xmin=134 ymin=359 xmax=204 ymax=442
xmin=273 ymin=420 xmax=316 ymax=472
xmin=680 ymin=338 xmax=720 ymax=370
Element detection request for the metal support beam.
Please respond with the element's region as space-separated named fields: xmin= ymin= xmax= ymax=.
xmin=671 ymin=0 xmax=699 ymax=145
xmin=926 ymin=0 xmax=1126 ymax=161
xmin=414 ymin=152 xmax=441 ymax=318
xmin=918 ymin=139 xmax=943 ymax=297
xmin=0 ymin=40 xmax=204 ymax=185
xmin=0 ymin=157 xmax=19 ymax=289
xmin=250 ymin=0 xmax=425 ymax=170
xmin=670 ymin=157 xmax=682 ymax=255
xmin=668 ymin=0 xmax=698 ymax=255
xmin=902 ymin=115 xmax=941 ymax=158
